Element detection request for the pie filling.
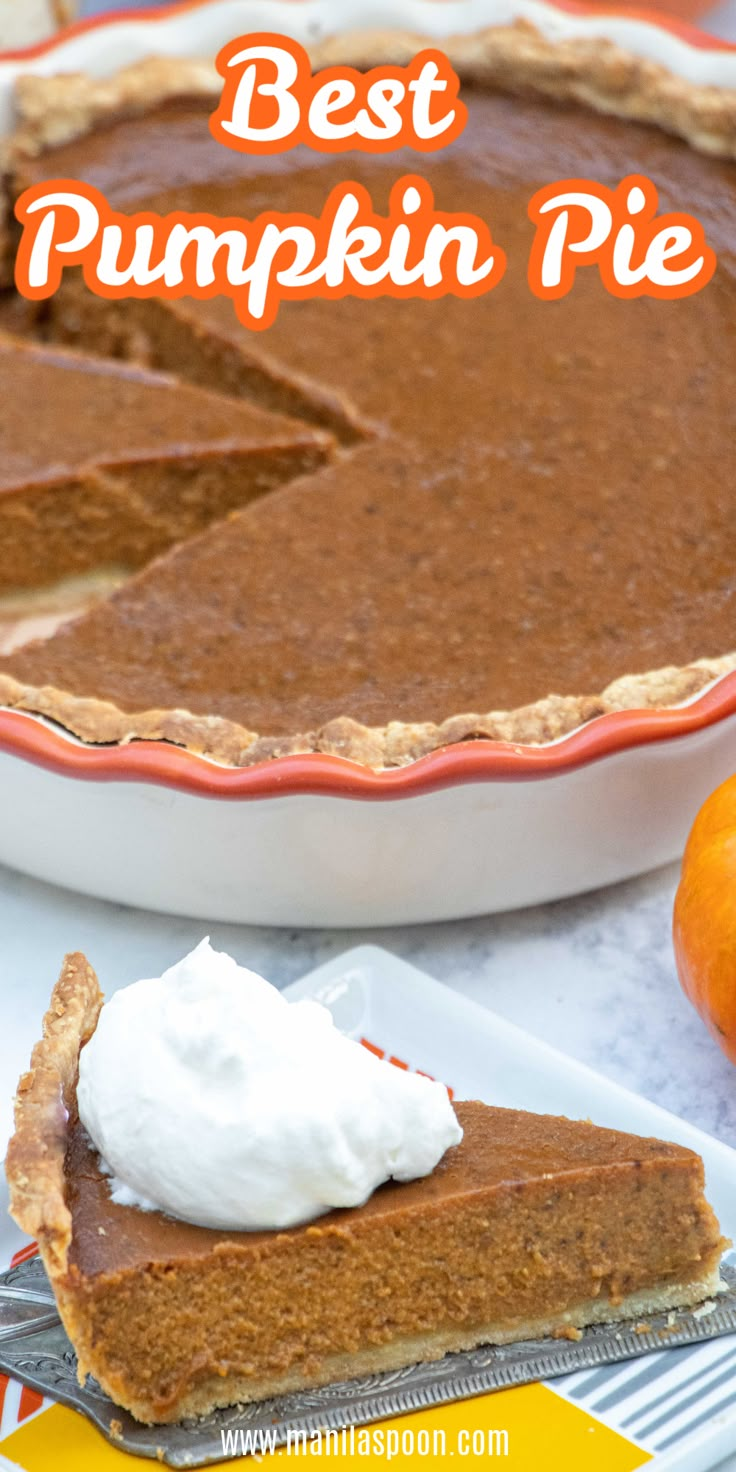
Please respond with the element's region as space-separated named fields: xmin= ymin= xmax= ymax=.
xmin=0 ymin=334 xmax=331 ymax=593
xmin=0 ymin=67 xmax=734 ymax=764
xmin=60 ymin=1101 xmax=724 ymax=1422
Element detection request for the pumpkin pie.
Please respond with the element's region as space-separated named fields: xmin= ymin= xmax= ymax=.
xmin=0 ymin=26 xmax=735 ymax=764
xmin=5 ymin=953 xmax=726 ymax=1423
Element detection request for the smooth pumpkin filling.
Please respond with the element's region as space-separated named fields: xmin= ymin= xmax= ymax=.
xmin=59 ymin=1100 xmax=724 ymax=1420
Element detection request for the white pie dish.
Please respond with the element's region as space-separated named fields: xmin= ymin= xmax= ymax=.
xmin=0 ymin=0 xmax=734 ymax=926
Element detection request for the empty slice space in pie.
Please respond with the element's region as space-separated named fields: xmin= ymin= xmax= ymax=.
xmin=0 ymin=333 xmax=331 ymax=652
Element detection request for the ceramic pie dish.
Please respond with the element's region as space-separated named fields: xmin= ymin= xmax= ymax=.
xmin=0 ymin=0 xmax=734 ymax=925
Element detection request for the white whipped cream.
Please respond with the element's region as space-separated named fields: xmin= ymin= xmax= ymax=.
xmin=77 ymin=939 xmax=462 ymax=1231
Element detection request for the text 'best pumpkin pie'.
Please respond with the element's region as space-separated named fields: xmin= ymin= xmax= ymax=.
xmin=0 ymin=27 xmax=734 ymax=765
xmin=5 ymin=952 xmax=726 ymax=1424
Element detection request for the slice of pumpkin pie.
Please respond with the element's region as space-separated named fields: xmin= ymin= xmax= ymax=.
xmin=6 ymin=952 xmax=726 ymax=1425
xmin=0 ymin=333 xmax=330 ymax=595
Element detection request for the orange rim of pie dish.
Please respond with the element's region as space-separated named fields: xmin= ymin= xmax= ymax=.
xmin=1 ymin=672 xmax=736 ymax=797
xmin=1 ymin=0 xmax=734 ymax=63
xmin=0 ymin=0 xmax=734 ymax=797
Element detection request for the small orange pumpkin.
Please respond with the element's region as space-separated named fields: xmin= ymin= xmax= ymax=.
xmin=674 ymin=773 xmax=736 ymax=1063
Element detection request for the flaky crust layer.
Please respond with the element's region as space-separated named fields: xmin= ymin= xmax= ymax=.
xmin=5 ymin=954 xmax=103 ymax=1278
xmin=0 ymin=655 xmax=734 ymax=768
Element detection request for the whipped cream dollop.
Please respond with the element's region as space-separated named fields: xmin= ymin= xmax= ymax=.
xmin=77 ymin=940 xmax=462 ymax=1231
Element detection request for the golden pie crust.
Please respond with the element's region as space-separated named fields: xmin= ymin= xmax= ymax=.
xmin=10 ymin=23 xmax=736 ymax=160
xmin=0 ymin=656 xmax=733 ymax=769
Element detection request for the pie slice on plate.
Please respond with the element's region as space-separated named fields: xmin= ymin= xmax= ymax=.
xmin=5 ymin=954 xmax=727 ymax=1424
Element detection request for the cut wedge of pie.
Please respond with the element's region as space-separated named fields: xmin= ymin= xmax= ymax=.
xmin=0 ymin=334 xmax=330 ymax=594
xmin=5 ymin=954 xmax=727 ymax=1424
xmin=0 ymin=26 xmax=734 ymax=764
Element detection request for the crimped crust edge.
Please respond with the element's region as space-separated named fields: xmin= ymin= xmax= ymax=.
xmin=0 ymin=654 xmax=734 ymax=770
xmin=5 ymin=954 xmax=103 ymax=1278
xmin=8 ymin=22 xmax=736 ymax=162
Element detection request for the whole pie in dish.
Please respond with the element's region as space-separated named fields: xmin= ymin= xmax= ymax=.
xmin=6 ymin=953 xmax=727 ymax=1423
xmin=0 ymin=25 xmax=735 ymax=766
